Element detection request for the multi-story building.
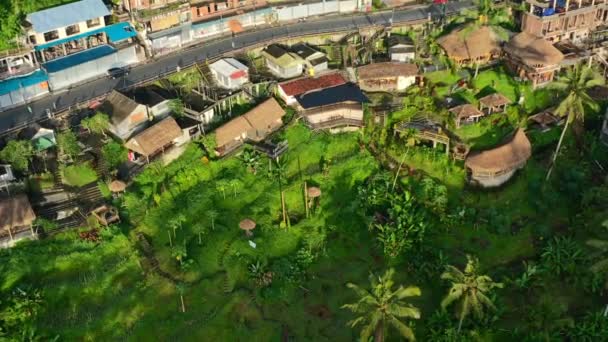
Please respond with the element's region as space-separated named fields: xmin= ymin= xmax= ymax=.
xmin=521 ymin=0 xmax=608 ymax=43
xmin=125 ymin=0 xmax=191 ymax=33
xmin=25 ymin=0 xmax=112 ymax=62
xmin=190 ymin=0 xmax=267 ymax=22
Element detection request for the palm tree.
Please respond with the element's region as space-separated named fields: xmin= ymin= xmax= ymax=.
xmin=545 ymin=64 xmax=603 ymax=180
xmin=168 ymin=99 xmax=185 ymax=117
xmin=229 ymin=179 xmax=242 ymax=198
xmin=342 ymin=268 xmax=421 ymax=342
xmin=455 ymin=0 xmax=510 ymax=78
xmin=175 ymin=283 xmax=187 ymax=313
xmin=441 ymin=255 xmax=503 ymax=333
xmin=193 ymin=223 xmax=206 ymax=245
xmin=207 ymin=209 xmax=218 ymax=231
xmin=216 ymin=180 xmax=228 ymax=199
xmin=171 ymin=244 xmax=188 ymax=266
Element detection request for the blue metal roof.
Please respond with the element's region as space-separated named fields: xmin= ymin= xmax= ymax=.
xmin=43 ymin=45 xmax=116 ymax=73
xmin=0 ymin=70 xmax=49 ymax=96
xmin=296 ymin=83 xmax=368 ymax=109
xmin=35 ymin=22 xmax=137 ymax=51
xmin=26 ymin=0 xmax=110 ymax=34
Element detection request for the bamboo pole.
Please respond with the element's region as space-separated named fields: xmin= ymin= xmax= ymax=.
xmin=281 ymin=191 xmax=287 ymax=227
xmin=304 ymin=181 xmax=309 ymax=218
xmin=180 ymin=294 xmax=186 ymax=313
xmin=168 ymin=229 xmax=173 ymax=247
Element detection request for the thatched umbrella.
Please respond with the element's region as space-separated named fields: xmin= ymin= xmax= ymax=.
xmin=307 ymin=186 xmax=321 ymax=213
xmin=307 ymin=187 xmax=321 ymax=198
xmin=109 ymin=180 xmax=127 ymax=193
xmin=239 ymin=218 xmax=256 ymax=237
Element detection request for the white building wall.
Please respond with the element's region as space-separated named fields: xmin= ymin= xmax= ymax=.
xmin=397 ymin=75 xmax=416 ymax=91
xmin=47 ymin=46 xmax=138 ymax=90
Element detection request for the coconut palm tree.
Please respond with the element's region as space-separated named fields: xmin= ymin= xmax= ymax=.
xmin=545 ymin=64 xmax=603 ymax=180
xmin=342 ymin=268 xmax=421 ymax=342
xmin=441 ymin=255 xmax=503 ymax=333
xmin=229 ymin=179 xmax=242 ymax=198
xmin=207 ymin=209 xmax=218 ymax=231
xmin=175 ymin=283 xmax=187 ymax=313
xmin=216 ymin=180 xmax=229 ymax=199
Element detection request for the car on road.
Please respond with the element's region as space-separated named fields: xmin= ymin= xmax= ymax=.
xmin=107 ymin=66 xmax=130 ymax=79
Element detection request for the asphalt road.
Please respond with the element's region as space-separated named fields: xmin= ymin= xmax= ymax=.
xmin=0 ymin=1 xmax=472 ymax=134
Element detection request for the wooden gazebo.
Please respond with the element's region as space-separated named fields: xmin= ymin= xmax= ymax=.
xmin=449 ymin=103 xmax=485 ymax=128
xmin=478 ymin=93 xmax=512 ymax=115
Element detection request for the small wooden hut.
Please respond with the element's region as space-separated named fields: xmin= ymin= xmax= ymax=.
xmin=449 ymin=104 xmax=485 ymax=128
xmin=465 ymin=129 xmax=532 ymax=187
xmin=0 ymin=194 xmax=37 ymax=248
xmin=478 ymin=93 xmax=512 ymax=115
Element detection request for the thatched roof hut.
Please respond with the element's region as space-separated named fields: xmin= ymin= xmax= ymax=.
xmin=465 ymin=129 xmax=531 ymax=187
xmin=504 ymin=32 xmax=564 ymax=67
xmin=0 ymin=195 xmax=37 ymax=246
xmin=449 ymin=104 xmax=485 ymax=128
xmin=437 ymin=26 xmax=503 ymax=65
xmin=478 ymin=93 xmax=512 ymax=114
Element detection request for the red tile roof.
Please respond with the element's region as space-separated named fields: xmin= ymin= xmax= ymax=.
xmin=279 ymin=73 xmax=346 ymax=97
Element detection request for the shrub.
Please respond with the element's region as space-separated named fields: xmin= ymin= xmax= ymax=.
xmin=540 ymin=236 xmax=584 ymax=277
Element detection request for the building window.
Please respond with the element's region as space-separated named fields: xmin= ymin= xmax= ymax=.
xmin=43 ymin=30 xmax=59 ymax=42
xmin=29 ymin=35 xmax=37 ymax=44
xmin=87 ymin=18 xmax=101 ymax=28
xmin=66 ymin=24 xmax=80 ymax=36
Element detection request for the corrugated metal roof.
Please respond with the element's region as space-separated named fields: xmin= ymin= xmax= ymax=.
xmin=210 ymin=58 xmax=248 ymax=77
xmin=43 ymin=45 xmax=116 ymax=73
xmin=26 ymin=0 xmax=110 ymax=33
xmin=0 ymin=70 xmax=48 ymax=96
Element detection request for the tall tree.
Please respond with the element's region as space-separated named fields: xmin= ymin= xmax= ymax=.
xmin=441 ymin=256 xmax=503 ymax=333
xmin=56 ymin=131 xmax=81 ymax=162
xmin=0 ymin=140 xmax=33 ymax=172
xmin=101 ymin=141 xmax=127 ymax=172
xmin=545 ymin=64 xmax=603 ymax=180
xmin=81 ymin=112 xmax=110 ymax=138
xmin=342 ymin=269 xmax=421 ymax=342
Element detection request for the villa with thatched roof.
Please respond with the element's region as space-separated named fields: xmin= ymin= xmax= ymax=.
xmin=479 ymin=92 xmax=512 ymax=114
xmin=356 ymin=62 xmax=419 ymax=92
xmin=449 ymin=103 xmax=485 ymax=128
xmin=504 ymin=32 xmax=564 ymax=88
xmin=125 ymin=117 xmax=183 ymax=163
xmin=0 ymin=194 xmax=37 ymax=248
xmin=465 ymin=129 xmax=532 ymax=187
xmin=214 ymin=98 xmax=286 ymax=156
xmin=437 ymin=26 xmax=503 ymax=66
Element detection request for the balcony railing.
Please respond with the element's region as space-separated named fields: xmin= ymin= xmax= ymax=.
xmin=304 ymin=117 xmax=364 ymax=130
